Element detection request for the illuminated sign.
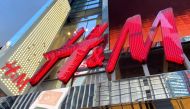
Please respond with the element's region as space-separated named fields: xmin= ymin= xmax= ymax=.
xmin=106 ymin=8 xmax=184 ymax=73
xmin=30 ymin=23 xmax=108 ymax=86
xmin=29 ymin=88 xmax=69 ymax=109
xmin=28 ymin=8 xmax=184 ymax=86
xmin=0 ymin=62 xmax=29 ymax=92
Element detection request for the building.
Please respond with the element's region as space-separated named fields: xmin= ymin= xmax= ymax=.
xmin=1 ymin=0 xmax=190 ymax=109
xmin=0 ymin=0 xmax=70 ymax=95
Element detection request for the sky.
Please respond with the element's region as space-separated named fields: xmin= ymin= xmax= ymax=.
xmin=0 ymin=0 xmax=49 ymax=47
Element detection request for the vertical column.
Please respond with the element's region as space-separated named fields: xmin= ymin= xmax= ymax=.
xmin=183 ymin=54 xmax=190 ymax=70
xmin=163 ymin=57 xmax=168 ymax=73
xmin=102 ymin=0 xmax=119 ymax=81
xmin=102 ymin=0 xmax=109 ymax=51
xmin=142 ymin=64 xmax=150 ymax=76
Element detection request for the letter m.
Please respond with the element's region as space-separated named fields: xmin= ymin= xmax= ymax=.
xmin=106 ymin=8 xmax=184 ymax=73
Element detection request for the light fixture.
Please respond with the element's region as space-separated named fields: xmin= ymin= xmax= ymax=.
xmin=67 ymin=32 xmax=71 ymax=35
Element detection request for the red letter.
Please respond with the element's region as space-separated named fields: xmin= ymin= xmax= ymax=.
xmin=106 ymin=8 xmax=184 ymax=73
xmin=29 ymin=28 xmax=85 ymax=86
xmin=86 ymin=34 xmax=108 ymax=68
xmin=57 ymin=37 xmax=105 ymax=84
xmin=30 ymin=23 xmax=108 ymax=86
xmin=1 ymin=61 xmax=21 ymax=80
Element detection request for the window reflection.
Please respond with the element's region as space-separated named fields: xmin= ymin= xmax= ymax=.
xmin=88 ymin=0 xmax=100 ymax=4
xmin=87 ymin=14 xmax=99 ymax=19
xmin=71 ymin=0 xmax=101 ymax=13
xmin=75 ymin=14 xmax=99 ymax=22
xmin=86 ymin=3 xmax=99 ymax=9
xmin=61 ymin=0 xmax=102 ymax=39
xmin=72 ymin=3 xmax=100 ymax=12
xmin=73 ymin=0 xmax=100 ymax=5
xmin=85 ymin=19 xmax=97 ymax=37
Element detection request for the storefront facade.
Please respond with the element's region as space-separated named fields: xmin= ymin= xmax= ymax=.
xmin=1 ymin=0 xmax=190 ymax=108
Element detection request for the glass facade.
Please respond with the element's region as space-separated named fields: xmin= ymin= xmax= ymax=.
xmin=2 ymin=0 xmax=190 ymax=108
xmin=36 ymin=0 xmax=106 ymax=91
xmin=1 ymin=70 xmax=190 ymax=108
xmin=60 ymin=0 xmax=102 ymax=40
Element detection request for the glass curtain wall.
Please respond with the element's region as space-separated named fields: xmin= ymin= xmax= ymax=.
xmin=65 ymin=0 xmax=107 ymax=87
xmin=61 ymin=0 xmax=102 ymax=41
xmin=37 ymin=0 xmax=106 ymax=90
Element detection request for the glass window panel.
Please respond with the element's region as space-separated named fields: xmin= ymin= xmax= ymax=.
xmin=155 ymin=94 xmax=167 ymax=99
xmin=100 ymin=91 xmax=109 ymax=96
xmin=71 ymin=8 xmax=86 ymax=13
xmin=61 ymin=24 xmax=78 ymax=39
xmin=112 ymin=81 xmax=119 ymax=86
xmin=70 ymin=14 xmax=99 ymax=23
xmin=120 ymin=84 xmax=129 ymax=89
xmin=120 ymin=88 xmax=130 ymax=94
xmin=120 ymin=80 xmax=129 ymax=85
xmin=76 ymin=21 xmax=87 ymax=28
xmin=72 ymin=76 xmax=86 ymax=86
xmin=154 ymin=89 xmax=165 ymax=95
xmin=111 ymin=90 xmax=120 ymax=96
xmin=130 ymin=82 xmax=140 ymax=87
xmin=72 ymin=2 xmax=88 ymax=8
xmin=100 ymin=81 xmax=109 ymax=87
xmin=74 ymin=0 xmax=100 ymax=4
xmin=88 ymin=0 xmax=100 ymax=4
xmin=72 ymin=0 xmax=101 ymax=9
xmin=100 ymin=100 xmax=109 ymax=106
xmin=112 ymin=96 xmax=120 ymax=104
xmin=80 ymin=17 xmax=88 ymax=22
xmin=73 ymin=0 xmax=87 ymax=4
xmin=100 ymin=86 xmax=109 ymax=91
xmin=71 ymin=7 xmax=101 ymax=15
xmin=121 ymin=94 xmax=131 ymax=103
xmin=87 ymin=14 xmax=99 ymax=19
xmin=70 ymin=11 xmax=86 ymax=18
xmin=75 ymin=21 xmax=87 ymax=40
xmin=72 ymin=5 xmax=87 ymax=11
xmin=112 ymin=83 xmax=120 ymax=88
xmin=88 ymin=0 xmax=100 ymax=2
xmin=85 ymin=19 xmax=97 ymax=37
xmin=87 ymin=4 xmax=99 ymax=9
xmin=131 ymin=92 xmax=140 ymax=101
xmin=70 ymin=17 xmax=86 ymax=23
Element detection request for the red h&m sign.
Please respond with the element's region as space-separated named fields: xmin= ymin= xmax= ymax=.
xmin=106 ymin=8 xmax=184 ymax=73
xmin=1 ymin=62 xmax=29 ymax=92
xmin=30 ymin=8 xmax=184 ymax=86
